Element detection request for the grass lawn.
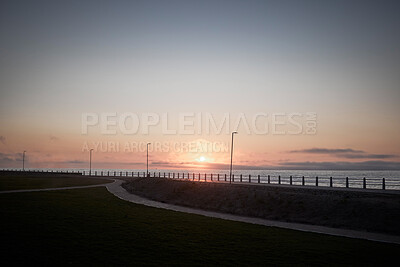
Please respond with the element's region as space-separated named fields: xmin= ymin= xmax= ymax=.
xmin=0 ymin=173 xmax=112 ymax=191
xmin=0 ymin=187 xmax=399 ymax=266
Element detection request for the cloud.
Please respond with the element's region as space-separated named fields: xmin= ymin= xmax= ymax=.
xmin=0 ymin=153 xmax=13 ymax=163
xmin=49 ymin=135 xmax=59 ymax=141
xmin=0 ymin=152 xmax=24 ymax=166
xmin=289 ymin=147 xmax=397 ymax=160
xmin=278 ymin=161 xmax=400 ymax=170
xmin=290 ymin=148 xmax=364 ymax=154
xmin=338 ymin=154 xmax=396 ymax=159
xmin=0 ymin=136 xmax=5 ymax=145
xmin=151 ymin=161 xmax=272 ymax=170
xmin=66 ymin=160 xmax=85 ymax=164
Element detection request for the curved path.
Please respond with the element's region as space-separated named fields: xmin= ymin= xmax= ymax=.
xmin=0 ymin=181 xmax=113 ymax=194
xmin=2 ymin=178 xmax=399 ymax=245
xmin=106 ymin=179 xmax=400 ymax=245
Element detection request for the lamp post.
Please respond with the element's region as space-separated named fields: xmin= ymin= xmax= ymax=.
xmin=229 ymin=131 xmax=238 ymax=184
xmin=22 ymin=151 xmax=26 ymax=171
xmin=147 ymin=143 xmax=151 ymax=177
xmin=89 ymin=149 xmax=93 ymax=176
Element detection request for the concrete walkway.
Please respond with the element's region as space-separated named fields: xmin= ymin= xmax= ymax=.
xmin=0 ymin=182 xmax=113 ymax=194
xmin=2 ymin=178 xmax=399 ymax=245
xmin=106 ymin=179 xmax=400 ymax=245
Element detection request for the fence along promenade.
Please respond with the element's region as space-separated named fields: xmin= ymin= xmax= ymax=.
xmin=2 ymin=169 xmax=400 ymax=191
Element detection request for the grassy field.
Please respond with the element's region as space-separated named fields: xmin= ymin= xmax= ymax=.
xmin=0 ymin=173 xmax=112 ymax=191
xmin=1 ymin=186 xmax=399 ymax=266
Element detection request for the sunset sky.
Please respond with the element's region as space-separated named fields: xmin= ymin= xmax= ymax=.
xmin=1 ymin=0 xmax=399 ymax=170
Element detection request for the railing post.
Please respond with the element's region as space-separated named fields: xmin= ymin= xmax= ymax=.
xmin=168 ymin=173 xmax=170 ymax=178
xmin=205 ymin=173 xmax=207 ymax=181
xmin=346 ymin=177 xmax=349 ymax=188
xmin=268 ymin=175 xmax=270 ymax=184
xmin=232 ymin=174 xmax=234 ymax=183
xmin=330 ymin=177 xmax=333 ymax=187
xmin=193 ymin=173 xmax=195 ymax=181
xmin=198 ymin=173 xmax=200 ymax=181
xmin=363 ymin=177 xmax=366 ymax=189
xmin=290 ymin=175 xmax=292 ymax=185
xmin=177 ymin=173 xmax=179 ymax=179
xmin=211 ymin=174 xmax=213 ymax=181
xmin=302 ymin=176 xmax=305 ymax=186
xmin=278 ymin=175 xmax=281 ymax=184
xmin=249 ymin=174 xmax=251 ymax=183
xmin=159 ymin=172 xmax=161 ymax=177
xmin=218 ymin=174 xmax=220 ymax=181
xmin=258 ymin=175 xmax=260 ymax=183
xmin=382 ymin=178 xmax=385 ymax=190
xmin=173 ymin=173 xmax=175 ymax=179
xmin=316 ymin=176 xmax=318 ymax=187
xmin=240 ymin=174 xmax=242 ymax=182
xmin=126 ymin=171 xmax=128 ymax=176
xmin=225 ymin=174 xmax=227 ymax=181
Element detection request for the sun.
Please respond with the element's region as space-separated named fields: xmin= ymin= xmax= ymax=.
xmin=199 ymin=156 xmax=206 ymax=162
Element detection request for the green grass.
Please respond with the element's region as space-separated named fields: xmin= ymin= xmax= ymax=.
xmin=0 ymin=174 xmax=112 ymax=191
xmin=0 ymin=187 xmax=399 ymax=266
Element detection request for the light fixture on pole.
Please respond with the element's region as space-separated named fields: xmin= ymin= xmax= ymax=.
xmin=147 ymin=143 xmax=151 ymax=177
xmin=22 ymin=151 xmax=26 ymax=171
xmin=89 ymin=149 xmax=94 ymax=176
xmin=229 ymin=131 xmax=238 ymax=184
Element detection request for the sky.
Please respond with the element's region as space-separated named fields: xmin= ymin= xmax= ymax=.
xmin=1 ymin=0 xmax=400 ymax=170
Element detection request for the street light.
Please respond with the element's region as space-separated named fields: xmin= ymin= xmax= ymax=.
xmin=89 ymin=149 xmax=94 ymax=176
xmin=229 ymin=131 xmax=238 ymax=184
xmin=22 ymin=151 xmax=26 ymax=171
xmin=147 ymin=143 xmax=151 ymax=177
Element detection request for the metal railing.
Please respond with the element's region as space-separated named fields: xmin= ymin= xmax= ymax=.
xmin=2 ymin=169 xmax=399 ymax=191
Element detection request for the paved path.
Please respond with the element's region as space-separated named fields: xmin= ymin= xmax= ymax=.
xmin=2 ymin=178 xmax=399 ymax=245
xmin=106 ymin=179 xmax=400 ymax=245
xmin=0 ymin=181 xmax=113 ymax=194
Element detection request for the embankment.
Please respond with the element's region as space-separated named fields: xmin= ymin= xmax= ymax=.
xmin=123 ymin=177 xmax=400 ymax=235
